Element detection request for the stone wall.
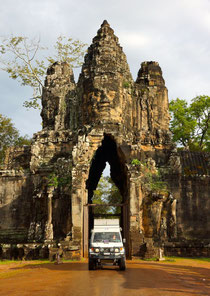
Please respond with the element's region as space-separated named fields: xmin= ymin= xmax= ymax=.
xmin=0 ymin=171 xmax=32 ymax=243
xmin=168 ymin=151 xmax=210 ymax=240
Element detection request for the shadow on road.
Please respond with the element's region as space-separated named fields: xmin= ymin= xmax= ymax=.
xmin=11 ymin=262 xmax=89 ymax=271
xmin=9 ymin=261 xmax=210 ymax=295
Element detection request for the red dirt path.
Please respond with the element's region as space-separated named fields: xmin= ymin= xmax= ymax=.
xmin=0 ymin=259 xmax=209 ymax=296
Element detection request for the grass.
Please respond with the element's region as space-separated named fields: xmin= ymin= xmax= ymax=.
xmin=0 ymin=258 xmax=83 ymax=266
xmin=0 ymin=258 xmax=84 ymax=279
xmin=0 ymin=270 xmax=25 ymax=279
xmin=0 ymin=260 xmax=18 ymax=265
xmin=132 ymin=256 xmax=210 ymax=263
xmin=164 ymin=256 xmax=210 ymax=262
xmin=142 ymin=257 xmax=159 ymax=261
xmin=0 ymin=260 xmax=53 ymax=279
xmin=0 ymin=259 xmax=51 ymax=265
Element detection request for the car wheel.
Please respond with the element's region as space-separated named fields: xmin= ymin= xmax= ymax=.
xmin=88 ymin=259 xmax=96 ymax=270
xmin=119 ymin=258 xmax=126 ymax=271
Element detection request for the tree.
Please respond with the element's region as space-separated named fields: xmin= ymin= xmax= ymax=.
xmin=169 ymin=96 xmax=210 ymax=151
xmin=0 ymin=35 xmax=87 ymax=109
xmin=190 ymin=96 xmax=210 ymax=150
xmin=169 ymin=98 xmax=196 ymax=148
xmin=0 ymin=114 xmax=31 ymax=164
xmin=92 ymin=176 xmax=110 ymax=215
xmin=92 ymin=176 xmax=122 ymax=215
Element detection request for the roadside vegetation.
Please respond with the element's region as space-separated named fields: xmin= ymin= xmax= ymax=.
xmin=0 ymin=113 xmax=31 ymax=164
xmin=169 ymin=96 xmax=210 ymax=152
xmin=137 ymin=256 xmax=210 ymax=263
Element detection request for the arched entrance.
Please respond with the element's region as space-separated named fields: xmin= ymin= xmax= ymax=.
xmin=83 ymin=134 xmax=130 ymax=257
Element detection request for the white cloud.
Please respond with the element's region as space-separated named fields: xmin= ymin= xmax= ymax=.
xmin=120 ymin=32 xmax=150 ymax=48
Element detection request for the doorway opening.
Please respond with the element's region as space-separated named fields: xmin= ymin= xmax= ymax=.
xmin=91 ymin=164 xmax=122 ymax=217
xmin=84 ymin=134 xmax=129 ymax=257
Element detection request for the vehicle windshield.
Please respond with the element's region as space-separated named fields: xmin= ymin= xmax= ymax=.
xmin=93 ymin=232 xmax=121 ymax=243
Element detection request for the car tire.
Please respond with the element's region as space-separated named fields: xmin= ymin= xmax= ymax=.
xmin=88 ymin=259 xmax=96 ymax=270
xmin=119 ymin=258 xmax=126 ymax=271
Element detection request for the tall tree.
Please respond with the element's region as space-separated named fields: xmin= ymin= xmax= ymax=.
xmin=0 ymin=35 xmax=87 ymax=109
xmin=0 ymin=114 xmax=31 ymax=163
xmin=92 ymin=176 xmax=122 ymax=215
xmin=169 ymin=98 xmax=196 ymax=148
xmin=190 ymin=95 xmax=210 ymax=150
xmin=169 ymin=96 xmax=210 ymax=151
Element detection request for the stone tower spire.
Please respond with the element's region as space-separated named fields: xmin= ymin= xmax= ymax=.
xmin=77 ymin=20 xmax=134 ymax=128
xmin=135 ymin=61 xmax=170 ymax=142
xmin=41 ymin=62 xmax=76 ymax=130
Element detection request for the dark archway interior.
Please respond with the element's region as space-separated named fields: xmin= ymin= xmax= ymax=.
xmin=85 ymin=134 xmax=130 ymax=256
xmin=86 ymin=134 xmax=128 ymax=204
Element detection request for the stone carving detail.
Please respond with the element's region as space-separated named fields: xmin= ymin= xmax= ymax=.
xmin=28 ymin=222 xmax=43 ymax=241
xmin=41 ymin=62 xmax=76 ymax=130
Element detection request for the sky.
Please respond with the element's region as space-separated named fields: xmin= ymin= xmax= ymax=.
xmin=0 ymin=0 xmax=210 ymax=137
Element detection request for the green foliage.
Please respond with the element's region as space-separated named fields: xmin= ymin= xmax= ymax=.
xmin=0 ymin=113 xmax=31 ymax=163
xmin=169 ymin=98 xmax=196 ymax=147
xmin=169 ymin=96 xmax=210 ymax=151
xmin=190 ymin=95 xmax=210 ymax=151
xmin=142 ymin=257 xmax=159 ymax=261
xmin=47 ymin=35 xmax=87 ymax=68
xmin=15 ymin=136 xmax=31 ymax=147
xmin=149 ymin=178 xmax=168 ymax=193
xmin=131 ymin=158 xmax=141 ymax=166
xmin=140 ymin=161 xmax=169 ymax=195
xmin=47 ymin=158 xmax=72 ymax=189
xmin=48 ymin=173 xmax=59 ymax=188
xmin=48 ymin=172 xmax=71 ymax=189
xmin=92 ymin=175 xmax=122 ymax=215
xmin=165 ymin=256 xmax=210 ymax=262
xmin=0 ymin=35 xmax=87 ymax=109
xmin=131 ymin=158 xmax=168 ymax=195
xmin=123 ymin=81 xmax=130 ymax=88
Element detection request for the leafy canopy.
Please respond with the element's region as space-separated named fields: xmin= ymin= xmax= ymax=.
xmin=139 ymin=160 xmax=169 ymax=195
xmin=93 ymin=175 xmax=122 ymax=215
xmin=169 ymin=96 xmax=210 ymax=151
xmin=0 ymin=35 xmax=87 ymax=109
xmin=0 ymin=114 xmax=31 ymax=164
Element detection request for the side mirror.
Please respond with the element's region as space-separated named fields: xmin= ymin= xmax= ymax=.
xmin=123 ymin=238 xmax=126 ymax=244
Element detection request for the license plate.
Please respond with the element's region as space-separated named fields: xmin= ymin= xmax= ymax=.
xmin=101 ymin=259 xmax=113 ymax=263
xmin=104 ymin=253 xmax=110 ymax=255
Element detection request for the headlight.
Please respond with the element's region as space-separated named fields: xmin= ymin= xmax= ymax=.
xmin=95 ymin=248 xmax=100 ymax=253
xmin=110 ymin=248 xmax=114 ymax=252
xmin=114 ymin=248 xmax=120 ymax=253
xmin=100 ymin=248 xmax=104 ymax=253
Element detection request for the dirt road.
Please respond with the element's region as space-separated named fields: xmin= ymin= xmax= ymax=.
xmin=0 ymin=259 xmax=209 ymax=296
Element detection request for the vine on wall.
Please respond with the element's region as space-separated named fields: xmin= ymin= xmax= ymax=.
xmin=131 ymin=158 xmax=169 ymax=195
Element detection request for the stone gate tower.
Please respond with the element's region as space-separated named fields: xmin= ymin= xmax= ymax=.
xmin=0 ymin=21 xmax=209 ymax=259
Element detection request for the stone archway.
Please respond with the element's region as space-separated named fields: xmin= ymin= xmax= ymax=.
xmin=83 ymin=134 xmax=130 ymax=257
xmin=86 ymin=134 xmax=128 ymax=204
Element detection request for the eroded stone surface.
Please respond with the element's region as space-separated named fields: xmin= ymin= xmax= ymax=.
xmin=41 ymin=62 xmax=76 ymax=130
